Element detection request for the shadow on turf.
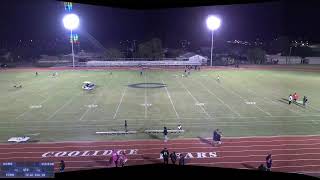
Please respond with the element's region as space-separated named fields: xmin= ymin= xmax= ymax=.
xmin=279 ymin=98 xmax=305 ymax=108
xmin=145 ymin=133 xmax=162 ymax=140
xmin=198 ymin=136 xmax=213 ymax=146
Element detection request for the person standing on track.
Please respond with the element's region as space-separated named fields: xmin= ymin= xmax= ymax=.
xmin=59 ymin=160 xmax=65 ymax=172
xmin=217 ymin=75 xmax=220 ymax=83
xmin=179 ymin=153 xmax=185 ymax=165
xmin=213 ymin=129 xmax=222 ymax=145
xmin=266 ymin=154 xmax=272 ymax=171
xmin=160 ymin=148 xmax=169 ymax=165
xmin=170 ymin=151 xmax=177 ymax=165
xmin=288 ymin=94 xmax=293 ymax=105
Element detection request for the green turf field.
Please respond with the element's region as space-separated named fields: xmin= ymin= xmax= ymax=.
xmin=0 ymin=68 xmax=319 ymax=142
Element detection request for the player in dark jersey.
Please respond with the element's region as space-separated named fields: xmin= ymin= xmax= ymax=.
xmin=124 ymin=120 xmax=128 ymax=132
xmin=160 ymin=148 xmax=169 ymax=164
xmin=170 ymin=151 xmax=177 ymax=165
xmin=59 ymin=160 xmax=65 ymax=172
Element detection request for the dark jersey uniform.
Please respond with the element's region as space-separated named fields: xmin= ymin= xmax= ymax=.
xmin=161 ymin=149 xmax=169 ymax=164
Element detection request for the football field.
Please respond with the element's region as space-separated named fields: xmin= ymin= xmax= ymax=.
xmin=0 ymin=67 xmax=320 ymax=142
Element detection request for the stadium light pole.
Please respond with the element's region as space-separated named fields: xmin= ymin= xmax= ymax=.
xmin=63 ymin=14 xmax=80 ymax=69
xmin=206 ymin=15 xmax=221 ymax=66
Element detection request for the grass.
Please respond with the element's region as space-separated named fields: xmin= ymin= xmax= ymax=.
xmin=0 ymin=68 xmax=319 ymax=142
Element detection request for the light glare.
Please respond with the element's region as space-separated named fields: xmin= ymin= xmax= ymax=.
xmin=63 ymin=14 xmax=79 ymax=30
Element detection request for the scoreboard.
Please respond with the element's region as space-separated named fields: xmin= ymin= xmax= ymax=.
xmin=0 ymin=162 xmax=54 ymax=178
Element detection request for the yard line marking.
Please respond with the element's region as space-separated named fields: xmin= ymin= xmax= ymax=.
xmin=246 ymin=87 xmax=302 ymax=115
xmin=15 ymin=95 xmax=52 ymax=119
xmin=306 ymin=104 xmax=320 ymax=113
xmin=176 ymin=79 xmax=211 ymax=118
xmin=46 ymin=95 xmax=79 ymax=121
xmin=113 ymin=81 xmax=129 ymax=119
xmin=162 ymin=80 xmax=180 ymax=119
xmin=79 ymin=78 xmax=112 ymax=121
xmin=144 ymin=72 xmax=147 ymax=119
xmin=209 ymin=77 xmax=272 ymax=117
xmin=197 ymin=81 xmax=240 ymax=116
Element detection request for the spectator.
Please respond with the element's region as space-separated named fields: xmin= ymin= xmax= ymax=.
xmin=109 ymin=150 xmax=118 ymax=167
xmin=266 ymin=154 xmax=272 ymax=171
xmin=160 ymin=148 xmax=169 ymax=165
xmin=177 ymin=124 xmax=182 ymax=130
xmin=59 ymin=160 xmax=65 ymax=172
xmin=179 ymin=154 xmax=185 ymax=165
xmin=119 ymin=151 xmax=128 ymax=167
xmin=170 ymin=152 xmax=177 ymax=165
xmin=213 ymin=129 xmax=222 ymax=145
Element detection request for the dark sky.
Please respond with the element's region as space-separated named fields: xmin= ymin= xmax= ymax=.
xmin=0 ymin=0 xmax=319 ymax=49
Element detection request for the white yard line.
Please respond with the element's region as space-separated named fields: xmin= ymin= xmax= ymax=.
xmin=46 ymin=95 xmax=78 ymax=121
xmin=246 ymin=87 xmax=302 ymax=115
xmin=113 ymin=81 xmax=129 ymax=119
xmin=211 ymin=78 xmax=272 ymax=117
xmin=15 ymin=95 xmax=52 ymax=119
xmin=79 ymin=78 xmax=112 ymax=121
xmin=176 ymin=79 xmax=211 ymax=118
xmin=197 ymin=81 xmax=240 ymax=116
xmin=162 ymin=80 xmax=180 ymax=119
xmin=144 ymin=73 xmax=147 ymax=119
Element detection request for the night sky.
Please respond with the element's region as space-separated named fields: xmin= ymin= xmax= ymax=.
xmin=0 ymin=0 xmax=319 ymax=49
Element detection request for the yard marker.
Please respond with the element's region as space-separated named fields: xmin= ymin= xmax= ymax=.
xmin=197 ymin=81 xmax=240 ymax=116
xmin=209 ymin=77 xmax=272 ymax=117
xmin=176 ymin=79 xmax=211 ymax=118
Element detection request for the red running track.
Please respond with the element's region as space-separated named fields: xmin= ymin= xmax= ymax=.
xmin=0 ymin=135 xmax=320 ymax=177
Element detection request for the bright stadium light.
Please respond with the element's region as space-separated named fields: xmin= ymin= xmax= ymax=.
xmin=206 ymin=15 xmax=221 ymax=66
xmin=206 ymin=15 xmax=221 ymax=31
xmin=63 ymin=14 xmax=79 ymax=30
xmin=63 ymin=14 xmax=79 ymax=68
